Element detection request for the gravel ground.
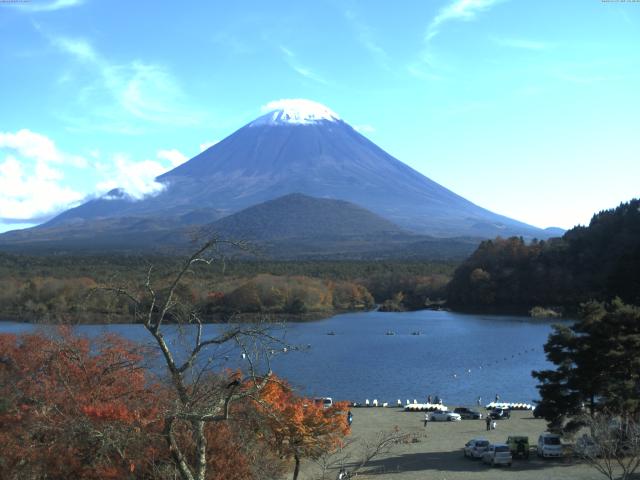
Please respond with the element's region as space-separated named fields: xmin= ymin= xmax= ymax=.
xmin=297 ymin=407 xmax=606 ymax=480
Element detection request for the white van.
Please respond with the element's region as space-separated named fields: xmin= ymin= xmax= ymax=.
xmin=537 ymin=433 xmax=563 ymax=457
xmin=313 ymin=397 xmax=333 ymax=408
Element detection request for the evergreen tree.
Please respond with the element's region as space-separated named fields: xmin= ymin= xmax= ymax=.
xmin=532 ymin=299 xmax=640 ymax=433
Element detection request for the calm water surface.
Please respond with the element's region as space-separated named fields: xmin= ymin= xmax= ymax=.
xmin=0 ymin=310 xmax=565 ymax=406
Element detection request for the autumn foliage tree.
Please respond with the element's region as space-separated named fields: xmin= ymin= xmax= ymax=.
xmin=255 ymin=377 xmax=350 ymax=480
xmin=0 ymin=328 xmax=164 ymax=479
xmin=0 ymin=330 xmax=289 ymax=480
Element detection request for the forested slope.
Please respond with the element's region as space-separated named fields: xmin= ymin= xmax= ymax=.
xmin=446 ymin=199 xmax=640 ymax=311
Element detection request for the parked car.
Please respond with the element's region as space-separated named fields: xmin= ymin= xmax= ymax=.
xmin=537 ymin=433 xmax=563 ymax=458
xmin=313 ymin=397 xmax=333 ymax=409
xmin=489 ymin=408 xmax=511 ymax=420
xmin=464 ymin=438 xmax=490 ymax=459
xmin=430 ymin=411 xmax=462 ymax=422
xmin=454 ymin=407 xmax=483 ymax=419
xmin=482 ymin=443 xmax=513 ymax=467
xmin=506 ymin=436 xmax=530 ymax=458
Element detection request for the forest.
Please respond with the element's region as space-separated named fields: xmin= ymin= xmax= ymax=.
xmin=0 ymin=254 xmax=454 ymax=323
xmin=446 ymin=199 xmax=640 ymax=313
xmin=2 ymin=198 xmax=639 ymax=323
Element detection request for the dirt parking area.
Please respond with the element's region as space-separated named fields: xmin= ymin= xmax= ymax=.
xmin=299 ymin=407 xmax=605 ymax=480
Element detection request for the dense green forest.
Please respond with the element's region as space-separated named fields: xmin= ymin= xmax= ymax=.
xmin=447 ymin=198 xmax=640 ymax=312
xmin=0 ymin=253 xmax=455 ymax=322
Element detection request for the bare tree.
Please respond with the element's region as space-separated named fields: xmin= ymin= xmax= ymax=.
xmin=312 ymin=428 xmax=414 ymax=479
xmin=105 ymin=237 xmax=284 ymax=480
xmin=574 ymin=412 xmax=640 ymax=480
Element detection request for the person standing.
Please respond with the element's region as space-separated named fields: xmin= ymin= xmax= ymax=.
xmin=485 ymin=415 xmax=491 ymax=431
xmin=347 ymin=410 xmax=353 ymax=427
xmin=424 ymin=411 xmax=429 ymax=427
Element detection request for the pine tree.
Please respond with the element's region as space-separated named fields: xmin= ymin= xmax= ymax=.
xmin=532 ymin=299 xmax=640 ymax=433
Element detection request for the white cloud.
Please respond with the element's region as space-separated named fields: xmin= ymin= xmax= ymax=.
xmin=344 ymin=10 xmax=390 ymax=70
xmin=410 ymin=0 xmax=503 ymax=81
xmin=0 ymin=129 xmax=88 ymax=222
xmin=0 ymin=129 xmax=86 ymax=167
xmin=49 ymin=35 xmax=203 ymax=131
xmin=492 ymin=36 xmax=553 ymax=51
xmin=292 ymin=65 xmax=323 ymax=82
xmin=426 ymin=0 xmax=503 ymax=42
xmin=280 ymin=46 xmax=295 ymax=58
xmin=95 ymin=148 xmax=191 ymax=199
xmin=53 ymin=37 xmax=97 ymax=62
xmin=20 ymin=0 xmax=84 ymax=12
xmin=0 ymin=155 xmax=83 ymax=222
xmin=0 ymin=129 xmax=61 ymax=163
xmin=157 ymin=148 xmax=187 ymax=167
xmin=279 ymin=45 xmax=330 ymax=85
xmin=353 ymin=124 xmax=376 ymax=134
xmin=0 ymin=129 xmax=193 ymax=225
xmin=96 ymin=154 xmax=167 ymax=200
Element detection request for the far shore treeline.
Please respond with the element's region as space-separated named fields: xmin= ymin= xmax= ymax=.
xmin=0 ymin=255 xmax=454 ymax=323
xmin=0 ymin=198 xmax=638 ymax=323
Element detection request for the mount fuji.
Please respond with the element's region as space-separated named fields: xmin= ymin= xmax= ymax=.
xmin=0 ymin=99 xmax=553 ymax=254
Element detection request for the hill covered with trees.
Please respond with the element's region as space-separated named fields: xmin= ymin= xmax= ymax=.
xmin=446 ymin=199 xmax=640 ymax=312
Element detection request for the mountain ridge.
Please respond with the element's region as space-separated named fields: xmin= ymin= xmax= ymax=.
xmin=0 ymin=99 xmax=559 ymax=253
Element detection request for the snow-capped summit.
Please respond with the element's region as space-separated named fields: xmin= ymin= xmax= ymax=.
xmin=27 ymin=99 xmax=552 ymax=246
xmin=250 ymin=99 xmax=341 ymax=126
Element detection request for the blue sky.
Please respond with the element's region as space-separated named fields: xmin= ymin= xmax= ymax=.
xmin=1 ymin=0 xmax=639 ymax=233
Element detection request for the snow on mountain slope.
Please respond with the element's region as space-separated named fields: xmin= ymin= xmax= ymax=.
xmin=249 ymin=99 xmax=340 ymax=126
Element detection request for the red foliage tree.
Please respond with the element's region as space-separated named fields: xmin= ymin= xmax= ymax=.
xmin=255 ymin=377 xmax=350 ymax=480
xmin=0 ymin=329 xmax=164 ymax=479
xmin=0 ymin=330 xmax=286 ymax=480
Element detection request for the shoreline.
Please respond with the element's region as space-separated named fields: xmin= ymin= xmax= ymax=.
xmin=0 ymin=308 xmax=372 ymax=325
xmin=0 ymin=304 xmax=573 ymax=325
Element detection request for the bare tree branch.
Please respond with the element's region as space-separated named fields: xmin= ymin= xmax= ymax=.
xmin=574 ymin=412 xmax=640 ymax=480
xmin=98 ymin=236 xmax=278 ymax=480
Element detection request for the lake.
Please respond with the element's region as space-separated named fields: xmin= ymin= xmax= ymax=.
xmin=0 ymin=310 xmax=564 ymax=406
